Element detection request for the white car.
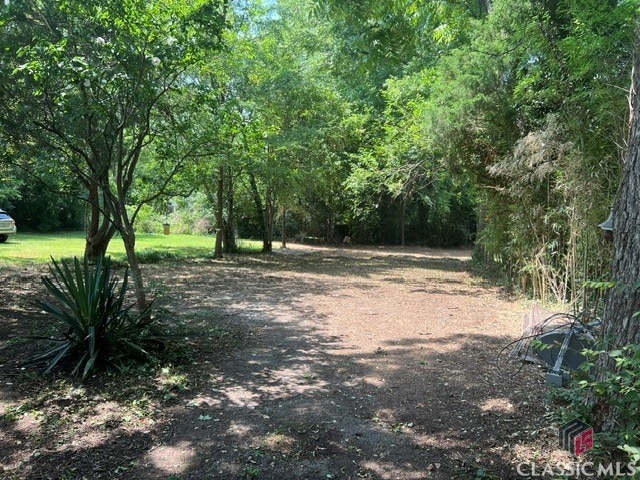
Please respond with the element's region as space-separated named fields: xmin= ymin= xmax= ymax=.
xmin=0 ymin=209 xmax=17 ymax=243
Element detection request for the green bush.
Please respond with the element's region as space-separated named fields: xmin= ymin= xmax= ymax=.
xmin=28 ymin=256 xmax=162 ymax=379
xmin=135 ymin=249 xmax=181 ymax=264
xmin=131 ymin=204 xmax=165 ymax=234
xmin=555 ymin=342 xmax=640 ymax=465
xmin=580 ymin=344 xmax=640 ymax=463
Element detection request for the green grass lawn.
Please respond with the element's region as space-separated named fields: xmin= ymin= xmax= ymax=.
xmin=0 ymin=231 xmax=262 ymax=265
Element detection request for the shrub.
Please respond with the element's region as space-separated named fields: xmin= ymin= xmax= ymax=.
xmin=554 ymin=341 xmax=640 ymax=465
xmin=135 ymin=249 xmax=180 ymax=264
xmin=131 ymin=204 xmax=165 ymax=234
xmin=579 ymin=344 xmax=640 ymax=464
xmin=28 ymin=256 xmax=162 ymax=379
xmin=193 ymin=218 xmax=213 ymax=235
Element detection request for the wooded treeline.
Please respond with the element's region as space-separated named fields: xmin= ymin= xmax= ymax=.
xmin=0 ymin=0 xmax=636 ymax=306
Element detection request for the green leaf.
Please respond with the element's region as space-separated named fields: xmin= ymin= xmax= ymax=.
xmin=28 ymin=255 xmax=158 ymax=378
xmin=42 ymin=343 xmax=73 ymax=376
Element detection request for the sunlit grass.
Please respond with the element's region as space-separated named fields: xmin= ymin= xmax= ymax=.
xmin=0 ymin=232 xmax=263 ymax=265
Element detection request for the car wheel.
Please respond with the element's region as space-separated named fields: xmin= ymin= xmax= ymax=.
xmin=0 ymin=235 xmax=8 ymax=243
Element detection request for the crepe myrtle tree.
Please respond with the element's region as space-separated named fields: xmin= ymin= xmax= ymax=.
xmin=0 ymin=0 xmax=228 ymax=313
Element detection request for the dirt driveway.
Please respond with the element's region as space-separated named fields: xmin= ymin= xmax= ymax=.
xmin=0 ymin=244 xmax=558 ymax=479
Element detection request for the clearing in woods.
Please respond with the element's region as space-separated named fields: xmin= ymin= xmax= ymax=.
xmin=0 ymin=244 xmax=565 ymax=479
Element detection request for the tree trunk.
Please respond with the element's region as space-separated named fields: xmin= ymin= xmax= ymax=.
xmin=225 ymin=166 xmax=237 ymax=253
xmin=214 ymin=167 xmax=224 ymax=259
xmin=594 ymin=30 xmax=640 ymax=433
xmin=264 ymin=188 xmax=274 ymax=253
xmin=120 ymin=226 xmax=149 ymax=316
xmin=102 ymin=184 xmax=148 ymax=316
xmin=281 ymin=207 xmax=287 ymax=248
xmin=400 ymin=197 xmax=407 ymax=247
xmin=249 ymin=173 xmax=269 ymax=252
xmin=85 ymin=182 xmax=116 ymax=260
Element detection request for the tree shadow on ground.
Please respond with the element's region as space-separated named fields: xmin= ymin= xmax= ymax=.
xmin=126 ymin=315 xmax=548 ymax=480
xmin=0 ymin=247 xmax=553 ymax=480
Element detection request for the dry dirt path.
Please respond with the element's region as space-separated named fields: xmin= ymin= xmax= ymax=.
xmin=135 ymin=244 xmax=551 ymax=479
xmin=0 ymin=244 xmax=558 ymax=480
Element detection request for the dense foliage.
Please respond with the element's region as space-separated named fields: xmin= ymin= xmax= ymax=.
xmin=0 ymin=0 xmax=636 ymax=304
xmin=551 ymin=342 xmax=640 ymax=465
xmin=325 ymin=0 xmax=635 ymax=305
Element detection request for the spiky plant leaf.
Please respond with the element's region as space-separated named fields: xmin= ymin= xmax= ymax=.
xmin=28 ymin=255 xmax=162 ymax=379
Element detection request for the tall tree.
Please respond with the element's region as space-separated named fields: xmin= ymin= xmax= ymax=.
xmin=597 ymin=20 xmax=640 ymax=433
xmin=0 ymin=0 xmax=228 ymax=312
xmin=227 ymin=0 xmax=351 ymax=250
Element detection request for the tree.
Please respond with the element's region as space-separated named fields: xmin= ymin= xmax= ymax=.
xmin=0 ymin=162 xmax=21 ymax=208
xmin=0 ymin=0 xmax=228 ymax=312
xmin=411 ymin=0 xmax=632 ymax=300
xmin=222 ymin=0 xmax=352 ymax=250
xmin=596 ymin=21 xmax=640 ymax=433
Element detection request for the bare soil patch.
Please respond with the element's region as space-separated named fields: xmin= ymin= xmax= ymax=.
xmin=0 ymin=244 xmax=566 ymax=479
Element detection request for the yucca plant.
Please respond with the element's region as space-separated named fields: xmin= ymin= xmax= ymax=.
xmin=28 ymin=255 xmax=159 ymax=379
